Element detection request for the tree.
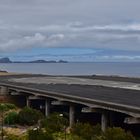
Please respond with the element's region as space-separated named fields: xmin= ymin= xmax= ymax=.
xmin=18 ymin=107 xmax=43 ymax=125
xmin=72 ymin=122 xmax=101 ymax=140
xmin=28 ymin=128 xmax=54 ymax=140
xmin=41 ymin=113 xmax=68 ymax=133
xmin=0 ymin=103 xmax=16 ymax=112
xmin=103 ymin=127 xmax=135 ymax=140
xmin=94 ymin=127 xmax=135 ymax=140
xmin=4 ymin=112 xmax=18 ymax=125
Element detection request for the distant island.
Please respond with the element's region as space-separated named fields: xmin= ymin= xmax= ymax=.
xmin=0 ymin=57 xmax=68 ymax=63
xmin=0 ymin=70 xmax=8 ymax=73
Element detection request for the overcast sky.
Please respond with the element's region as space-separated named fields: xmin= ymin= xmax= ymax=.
xmin=0 ymin=0 xmax=140 ymax=61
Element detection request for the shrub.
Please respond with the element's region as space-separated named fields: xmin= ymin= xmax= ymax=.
xmin=53 ymin=132 xmax=85 ymax=140
xmin=0 ymin=103 xmax=16 ymax=112
xmin=94 ymin=127 xmax=135 ymax=140
xmin=41 ymin=113 xmax=68 ymax=133
xmin=28 ymin=128 xmax=54 ymax=140
xmin=72 ymin=123 xmax=101 ymax=140
xmin=103 ymin=127 xmax=135 ymax=140
xmin=18 ymin=107 xmax=43 ymax=125
xmin=5 ymin=134 xmax=28 ymax=140
xmin=5 ymin=103 xmax=17 ymax=110
xmin=4 ymin=112 xmax=18 ymax=125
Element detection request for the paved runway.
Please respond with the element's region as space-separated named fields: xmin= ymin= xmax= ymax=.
xmin=8 ymin=76 xmax=140 ymax=91
xmin=0 ymin=75 xmax=140 ymax=109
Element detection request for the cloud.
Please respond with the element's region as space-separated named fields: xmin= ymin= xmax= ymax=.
xmin=11 ymin=22 xmax=140 ymax=33
xmin=1 ymin=0 xmax=140 ymax=52
xmin=1 ymin=0 xmax=140 ymax=62
xmin=0 ymin=33 xmax=66 ymax=52
xmin=1 ymin=22 xmax=140 ymax=52
xmin=96 ymin=55 xmax=140 ymax=62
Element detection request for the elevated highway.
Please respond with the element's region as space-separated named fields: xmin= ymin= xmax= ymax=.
xmin=0 ymin=74 xmax=140 ymax=131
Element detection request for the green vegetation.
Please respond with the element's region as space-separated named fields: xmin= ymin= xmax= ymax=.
xmin=2 ymin=106 xmax=43 ymax=126
xmin=0 ymin=103 xmax=137 ymax=140
xmin=28 ymin=129 xmax=54 ymax=140
xmin=18 ymin=107 xmax=44 ymax=125
xmin=5 ymin=134 xmax=28 ymax=140
xmin=0 ymin=103 xmax=16 ymax=111
xmin=72 ymin=122 xmax=101 ymax=140
xmin=53 ymin=132 xmax=83 ymax=140
xmin=4 ymin=112 xmax=18 ymax=125
xmin=94 ymin=127 xmax=135 ymax=140
xmin=41 ymin=113 xmax=68 ymax=133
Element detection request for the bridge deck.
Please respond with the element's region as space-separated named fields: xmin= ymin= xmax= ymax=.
xmin=0 ymin=75 xmax=140 ymax=114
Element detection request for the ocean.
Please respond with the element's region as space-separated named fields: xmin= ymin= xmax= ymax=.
xmin=0 ymin=62 xmax=140 ymax=77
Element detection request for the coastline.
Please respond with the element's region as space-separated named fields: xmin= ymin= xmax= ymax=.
xmin=0 ymin=71 xmax=25 ymax=76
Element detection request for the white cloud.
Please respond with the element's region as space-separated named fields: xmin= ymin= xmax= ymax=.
xmin=3 ymin=22 xmax=140 ymax=33
xmin=24 ymin=33 xmax=46 ymax=42
xmin=48 ymin=34 xmax=64 ymax=40
xmin=93 ymin=55 xmax=140 ymax=62
xmin=1 ymin=0 xmax=140 ymax=62
xmin=0 ymin=33 xmax=66 ymax=52
xmin=24 ymin=23 xmax=140 ymax=33
xmin=1 ymin=22 xmax=140 ymax=52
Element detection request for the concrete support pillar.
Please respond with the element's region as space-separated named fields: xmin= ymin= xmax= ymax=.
xmin=101 ymin=111 xmax=108 ymax=132
xmin=26 ymin=97 xmax=30 ymax=107
xmin=45 ymin=99 xmax=51 ymax=117
xmin=69 ymin=105 xmax=75 ymax=127
xmin=109 ymin=112 xmax=113 ymax=127
xmin=0 ymin=86 xmax=8 ymax=95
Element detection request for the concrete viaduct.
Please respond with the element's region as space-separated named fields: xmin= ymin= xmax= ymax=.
xmin=0 ymin=74 xmax=140 ymax=132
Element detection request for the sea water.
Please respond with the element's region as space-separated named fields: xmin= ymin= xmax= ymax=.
xmin=0 ymin=62 xmax=140 ymax=77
